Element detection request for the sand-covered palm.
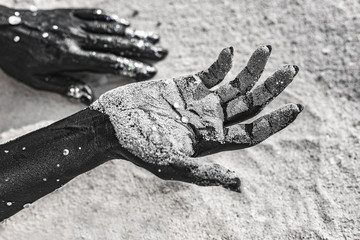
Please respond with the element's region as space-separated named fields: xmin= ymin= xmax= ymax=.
xmin=91 ymin=46 xmax=302 ymax=192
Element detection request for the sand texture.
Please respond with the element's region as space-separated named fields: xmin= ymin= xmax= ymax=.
xmin=0 ymin=0 xmax=359 ymax=239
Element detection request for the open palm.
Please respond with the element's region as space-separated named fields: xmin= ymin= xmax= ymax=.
xmin=92 ymin=46 xmax=302 ymax=192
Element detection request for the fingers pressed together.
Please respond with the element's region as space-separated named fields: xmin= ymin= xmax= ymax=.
xmin=35 ymin=8 xmax=167 ymax=104
xmin=72 ymin=8 xmax=168 ymax=72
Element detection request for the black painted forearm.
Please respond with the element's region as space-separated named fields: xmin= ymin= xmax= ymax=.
xmin=0 ymin=5 xmax=12 ymax=25
xmin=0 ymin=108 xmax=119 ymax=221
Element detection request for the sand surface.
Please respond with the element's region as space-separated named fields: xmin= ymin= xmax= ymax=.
xmin=0 ymin=0 xmax=359 ymax=239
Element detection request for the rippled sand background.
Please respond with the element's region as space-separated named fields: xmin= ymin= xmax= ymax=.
xmin=0 ymin=0 xmax=359 ymax=239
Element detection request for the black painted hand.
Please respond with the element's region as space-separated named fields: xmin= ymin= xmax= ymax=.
xmin=93 ymin=46 xmax=303 ymax=192
xmin=0 ymin=5 xmax=167 ymax=104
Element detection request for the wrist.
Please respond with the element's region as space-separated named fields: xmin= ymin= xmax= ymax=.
xmin=53 ymin=107 xmax=120 ymax=166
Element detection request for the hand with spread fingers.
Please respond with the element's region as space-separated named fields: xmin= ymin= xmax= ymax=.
xmin=0 ymin=5 xmax=167 ymax=104
xmin=93 ymin=45 xmax=303 ymax=192
xmin=0 ymin=45 xmax=302 ymax=221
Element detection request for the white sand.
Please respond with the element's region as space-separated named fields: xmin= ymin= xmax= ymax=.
xmin=0 ymin=0 xmax=359 ymax=239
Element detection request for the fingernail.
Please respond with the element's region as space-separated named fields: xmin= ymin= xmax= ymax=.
xmin=266 ymin=45 xmax=272 ymax=53
xmin=221 ymin=47 xmax=233 ymax=57
xmin=229 ymin=46 xmax=234 ymax=55
xmin=224 ymin=176 xmax=241 ymax=193
xmin=155 ymin=48 xmax=168 ymax=60
xmin=66 ymin=84 xmax=94 ymax=105
xmin=148 ymin=35 xmax=160 ymax=44
xmin=81 ymin=95 xmax=94 ymax=105
xmin=296 ymin=103 xmax=304 ymax=112
xmin=293 ymin=65 xmax=299 ymax=76
xmin=135 ymin=66 xmax=157 ymax=80
xmin=146 ymin=65 xmax=157 ymax=74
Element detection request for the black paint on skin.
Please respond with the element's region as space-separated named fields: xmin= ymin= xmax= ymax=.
xmin=0 ymin=108 xmax=231 ymax=222
xmin=0 ymin=5 xmax=168 ymax=104
xmin=0 ymin=109 xmax=119 ymax=221
xmin=0 ymin=46 xmax=303 ymax=222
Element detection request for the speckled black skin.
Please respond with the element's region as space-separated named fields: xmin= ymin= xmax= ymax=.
xmin=0 ymin=5 xmax=168 ymax=104
xmin=0 ymin=109 xmax=119 ymax=221
xmin=0 ymin=108 xmax=225 ymax=222
xmin=0 ymin=46 xmax=302 ymax=222
xmin=0 ymin=108 xmax=221 ymax=222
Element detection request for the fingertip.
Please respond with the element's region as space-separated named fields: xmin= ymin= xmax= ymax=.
xmin=146 ymin=65 xmax=157 ymax=75
xmin=229 ymin=46 xmax=234 ymax=55
xmin=218 ymin=47 xmax=234 ymax=67
xmin=256 ymin=45 xmax=272 ymax=56
xmin=266 ymin=44 xmax=272 ymax=53
xmin=281 ymin=103 xmax=303 ymax=122
xmin=81 ymin=94 xmax=95 ymax=105
xmin=261 ymin=103 xmax=302 ymax=135
xmin=283 ymin=64 xmax=298 ymax=77
xmin=296 ymin=103 xmax=304 ymax=112
xmin=147 ymin=33 xmax=160 ymax=44
xmin=271 ymin=65 xmax=298 ymax=82
xmin=227 ymin=177 xmax=241 ymax=193
xmin=283 ymin=103 xmax=302 ymax=115
xmin=221 ymin=46 xmax=234 ymax=58
xmin=66 ymin=83 xmax=95 ymax=105
xmin=293 ymin=65 xmax=299 ymax=76
xmin=196 ymin=47 xmax=232 ymax=88
xmin=263 ymin=66 xmax=295 ymax=96
xmin=155 ymin=47 xmax=168 ymax=60
xmin=245 ymin=45 xmax=271 ymax=76
xmin=159 ymin=48 xmax=168 ymax=58
xmin=135 ymin=65 xmax=157 ymax=81
xmin=288 ymin=103 xmax=303 ymax=121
